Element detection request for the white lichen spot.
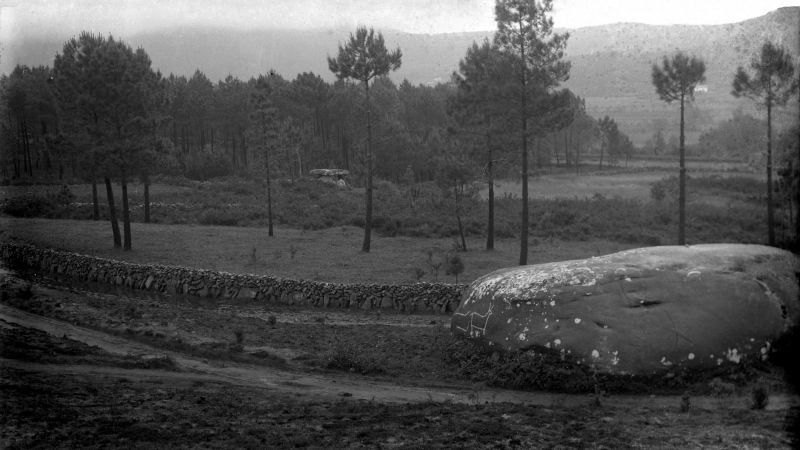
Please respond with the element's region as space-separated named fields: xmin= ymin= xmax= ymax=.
xmin=554 ymin=339 xmax=562 ymax=346
xmin=716 ymin=358 xmax=723 ymax=366
xmin=544 ymin=325 xmax=549 ymax=329
xmin=688 ymin=353 xmax=695 ymax=360
xmin=725 ymin=348 xmax=741 ymax=364
xmin=574 ymin=318 xmax=582 ymax=324
xmin=749 ymin=338 xmax=755 ymax=342
xmin=507 ymin=318 xmax=512 ymax=324
xmin=517 ymin=332 xmax=526 ymax=341
xmin=624 ymin=277 xmax=632 ymax=282
xmin=549 ymin=300 xmax=556 ymax=307
xmin=687 ymin=270 xmax=701 ymax=279
xmin=660 ymin=356 xmax=673 ymax=367
xmin=545 ymin=342 xmax=551 ymax=349
xmin=591 ymin=349 xmax=600 ymax=358
xmin=611 ymin=351 xmax=619 ymax=366
xmin=526 ymin=301 xmax=531 ymax=305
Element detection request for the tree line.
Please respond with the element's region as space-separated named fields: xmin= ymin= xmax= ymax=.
xmin=1 ymin=0 xmax=796 ymax=256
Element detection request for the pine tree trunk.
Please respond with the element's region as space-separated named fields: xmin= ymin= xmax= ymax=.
xmin=457 ymin=205 xmax=467 ymax=252
xmin=144 ymin=174 xmax=151 ymax=224
xmin=104 ymin=177 xmax=121 ymax=248
xmin=678 ymin=94 xmax=686 ymax=245
xmin=486 ymin=133 xmax=494 ymax=251
xmin=362 ymin=80 xmax=373 ymax=253
xmin=766 ymin=99 xmax=774 ymax=246
xmin=91 ymin=175 xmax=99 ymax=220
xmin=121 ymin=169 xmax=132 ymax=250
xmin=519 ymin=41 xmax=529 ymax=266
xmin=266 ymin=148 xmax=274 ymax=237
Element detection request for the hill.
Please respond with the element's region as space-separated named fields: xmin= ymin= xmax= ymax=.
xmin=2 ymin=7 xmax=798 ymax=145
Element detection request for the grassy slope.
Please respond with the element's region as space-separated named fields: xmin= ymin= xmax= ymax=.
xmin=0 ymin=217 xmax=637 ymax=284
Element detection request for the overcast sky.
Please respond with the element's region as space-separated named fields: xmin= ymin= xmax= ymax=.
xmin=1 ymin=0 xmax=797 ymax=40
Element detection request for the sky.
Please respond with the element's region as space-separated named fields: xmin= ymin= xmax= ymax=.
xmin=0 ymin=0 xmax=797 ymax=40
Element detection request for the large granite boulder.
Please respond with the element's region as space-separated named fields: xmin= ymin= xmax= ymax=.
xmin=451 ymin=244 xmax=800 ymax=375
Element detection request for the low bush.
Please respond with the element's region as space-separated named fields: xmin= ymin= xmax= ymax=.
xmin=326 ymin=340 xmax=386 ymax=375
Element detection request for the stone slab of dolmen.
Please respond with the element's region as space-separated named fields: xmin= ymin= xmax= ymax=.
xmin=451 ymin=244 xmax=800 ymax=375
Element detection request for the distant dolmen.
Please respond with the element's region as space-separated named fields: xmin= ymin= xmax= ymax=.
xmin=309 ymin=169 xmax=350 ymax=189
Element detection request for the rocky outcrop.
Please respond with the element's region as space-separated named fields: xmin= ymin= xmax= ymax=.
xmin=451 ymin=244 xmax=800 ymax=375
xmin=0 ymin=242 xmax=464 ymax=314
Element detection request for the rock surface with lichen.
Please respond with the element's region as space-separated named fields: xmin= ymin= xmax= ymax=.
xmin=451 ymin=244 xmax=800 ymax=375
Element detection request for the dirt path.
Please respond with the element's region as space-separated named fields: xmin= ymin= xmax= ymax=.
xmin=2 ymin=302 xmax=796 ymax=411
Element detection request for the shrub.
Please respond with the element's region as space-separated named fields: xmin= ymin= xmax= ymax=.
xmin=750 ymin=384 xmax=769 ymax=410
xmin=326 ymin=340 xmax=385 ymax=375
xmin=198 ymin=208 xmax=242 ymax=226
xmin=1 ymin=195 xmax=58 ymax=218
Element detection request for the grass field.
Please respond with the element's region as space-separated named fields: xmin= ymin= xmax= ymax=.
xmin=1 ymin=162 xmax=790 ymax=284
xmin=0 ymin=217 xmax=639 ymax=284
xmin=484 ymin=162 xmax=760 ymax=201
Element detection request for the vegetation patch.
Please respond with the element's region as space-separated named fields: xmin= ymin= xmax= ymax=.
xmin=444 ymin=337 xmax=776 ymax=395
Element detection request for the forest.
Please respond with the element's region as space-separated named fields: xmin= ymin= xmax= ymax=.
xmin=0 ymin=1 xmax=798 ymax=256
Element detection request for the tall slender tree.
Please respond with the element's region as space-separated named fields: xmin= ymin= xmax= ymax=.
xmin=494 ymin=0 xmax=570 ymax=265
xmin=652 ymin=51 xmax=706 ymax=245
xmin=732 ymin=41 xmax=798 ymax=246
xmin=250 ymin=74 xmax=281 ymax=237
xmin=328 ymin=26 xmax=402 ymax=252
xmin=450 ymin=39 xmax=515 ymax=250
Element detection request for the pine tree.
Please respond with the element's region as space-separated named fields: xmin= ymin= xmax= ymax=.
xmin=494 ymin=0 xmax=570 ymax=265
xmin=450 ymin=39 xmax=516 ymax=251
xmin=652 ymin=51 xmax=706 ymax=245
xmin=328 ymin=26 xmax=402 ymax=253
xmin=732 ymin=41 xmax=798 ymax=246
xmin=52 ymin=32 xmax=161 ymax=250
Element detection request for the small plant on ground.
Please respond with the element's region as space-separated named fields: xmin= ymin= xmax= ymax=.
xmin=750 ymin=384 xmax=769 ymax=410
xmin=289 ymin=245 xmax=298 ymax=260
xmin=230 ymin=329 xmax=245 ymax=353
xmin=326 ymin=337 xmax=385 ymax=375
xmin=425 ymin=248 xmax=443 ymax=282
xmin=249 ymin=247 xmax=257 ymax=265
xmin=16 ymin=284 xmax=34 ymax=300
xmin=445 ymin=252 xmax=465 ymax=283
xmin=679 ymin=392 xmax=691 ymax=412
xmin=412 ymin=267 xmax=425 ymax=281
xmin=266 ymin=315 xmax=277 ymax=327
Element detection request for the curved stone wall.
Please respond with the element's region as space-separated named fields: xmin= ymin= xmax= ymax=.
xmin=0 ymin=241 xmax=465 ymax=314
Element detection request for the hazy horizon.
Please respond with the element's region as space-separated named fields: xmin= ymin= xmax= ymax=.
xmin=1 ymin=0 xmax=797 ymax=42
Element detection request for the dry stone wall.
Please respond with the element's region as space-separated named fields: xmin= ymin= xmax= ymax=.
xmin=1 ymin=242 xmax=465 ymax=314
